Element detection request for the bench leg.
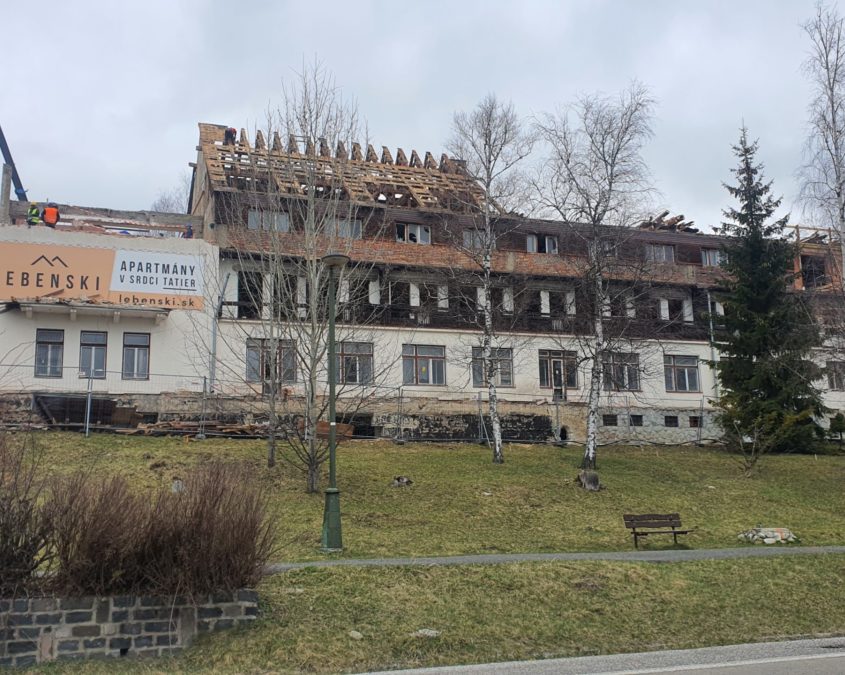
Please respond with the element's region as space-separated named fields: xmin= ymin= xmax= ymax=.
xmin=673 ymin=532 xmax=678 ymax=545
xmin=633 ymin=532 xmax=639 ymax=549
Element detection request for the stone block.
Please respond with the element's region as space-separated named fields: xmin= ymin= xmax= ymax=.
xmin=214 ymin=619 xmax=234 ymax=630
xmin=223 ymin=604 xmax=244 ymax=618
xmin=14 ymin=655 xmax=38 ymax=667
xmin=144 ymin=621 xmax=176 ymax=633
xmin=65 ymin=611 xmax=93 ymax=623
xmin=244 ymin=605 xmax=259 ymax=617
xmin=111 ymin=610 xmax=128 ymax=622
xmin=139 ymin=596 xmax=165 ymax=607
xmin=108 ymin=637 xmax=132 ymax=650
xmin=134 ymin=608 xmax=169 ymax=620
xmin=30 ymin=598 xmax=59 ymax=612
xmin=84 ymin=637 xmax=107 ymax=649
xmin=6 ymin=641 xmax=37 ymax=655
xmin=17 ymin=627 xmax=41 ymax=640
xmin=0 ymin=599 xmax=8 ymax=612
xmin=156 ymin=634 xmax=178 ymax=646
xmin=111 ymin=595 xmax=136 ymax=608
xmin=196 ymin=620 xmax=211 ymax=633
xmin=60 ymin=597 xmax=94 ymax=610
xmin=96 ymin=599 xmax=110 ymax=623
xmin=159 ymin=646 xmax=184 ymax=657
xmin=237 ymin=589 xmax=259 ymax=603
xmin=119 ymin=622 xmax=143 ymax=635
xmin=56 ymin=652 xmax=85 ymax=661
xmin=6 ymin=614 xmax=33 ymax=626
xmin=35 ymin=612 xmax=62 ymax=625
xmin=12 ymin=598 xmax=29 ymax=612
xmin=102 ymin=622 xmax=119 ymax=636
xmin=210 ymin=591 xmax=234 ymax=603
xmin=134 ymin=635 xmax=154 ymax=648
xmin=136 ymin=648 xmax=160 ymax=658
xmin=197 ymin=606 xmax=222 ymax=619
xmin=57 ymin=639 xmax=80 ymax=652
xmin=72 ymin=624 xmax=101 ymax=638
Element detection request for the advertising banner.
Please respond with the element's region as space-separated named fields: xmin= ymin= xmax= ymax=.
xmin=0 ymin=243 xmax=204 ymax=310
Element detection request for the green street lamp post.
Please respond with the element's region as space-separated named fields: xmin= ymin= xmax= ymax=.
xmin=321 ymin=252 xmax=349 ymax=552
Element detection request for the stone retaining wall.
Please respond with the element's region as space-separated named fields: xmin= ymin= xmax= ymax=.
xmin=0 ymin=590 xmax=258 ymax=667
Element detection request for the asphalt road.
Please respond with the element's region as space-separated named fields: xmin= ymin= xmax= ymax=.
xmin=364 ymin=637 xmax=845 ymax=674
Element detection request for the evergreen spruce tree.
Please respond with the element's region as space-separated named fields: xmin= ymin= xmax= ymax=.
xmin=715 ymin=128 xmax=825 ymax=470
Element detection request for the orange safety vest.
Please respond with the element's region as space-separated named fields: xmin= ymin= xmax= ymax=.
xmin=42 ymin=206 xmax=59 ymax=225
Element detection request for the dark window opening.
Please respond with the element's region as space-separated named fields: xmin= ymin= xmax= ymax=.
xmin=664 ymin=415 xmax=679 ymax=428
xmin=629 ymin=414 xmax=643 ymax=427
xmin=689 ymin=416 xmax=701 ymax=428
xmin=801 ymin=255 xmax=828 ymax=288
xmin=237 ymin=270 xmax=263 ymax=320
xmin=602 ymin=414 xmax=618 ymax=427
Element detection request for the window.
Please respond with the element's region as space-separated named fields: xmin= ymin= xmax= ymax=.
xmin=664 ymin=355 xmax=700 ymax=392
xmin=801 ymin=255 xmax=828 ymax=288
xmin=602 ymin=414 xmax=618 ymax=427
xmin=689 ymin=416 xmax=701 ymax=428
xmin=237 ymin=270 xmax=263 ymax=320
xmin=247 ymin=209 xmax=289 ymax=232
xmin=602 ymin=352 xmax=640 ymax=391
xmin=336 ymin=218 xmax=362 ymax=239
xmin=402 ymin=345 xmax=446 ymax=385
xmin=246 ymin=339 xmax=296 ymax=390
xmin=827 ymin=361 xmax=845 ymax=390
xmin=646 ymin=243 xmax=675 ymax=263
xmin=338 ymin=342 xmax=374 ymax=384
xmin=701 ymin=248 xmax=723 ymax=267
xmin=526 ymin=234 xmax=558 ymax=254
xmin=664 ymin=415 xmax=679 ymax=428
xmin=396 ymin=223 xmax=431 ymax=244
xmin=462 ymin=229 xmax=484 ymax=250
xmin=538 ymin=350 xmax=578 ymax=393
xmin=79 ymin=331 xmax=107 ymax=379
xmin=122 ymin=333 xmax=150 ymax=380
xmin=35 ymin=329 xmax=63 ymax=378
xmin=471 ymin=347 xmax=514 ymax=387
xmin=629 ymin=414 xmax=643 ymax=427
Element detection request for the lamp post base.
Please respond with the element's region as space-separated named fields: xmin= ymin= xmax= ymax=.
xmin=320 ymin=487 xmax=343 ymax=552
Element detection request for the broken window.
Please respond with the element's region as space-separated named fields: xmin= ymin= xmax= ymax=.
xmin=396 ymin=223 xmax=431 ymax=244
xmin=237 ymin=271 xmax=263 ymax=320
xmin=602 ymin=352 xmax=640 ymax=391
xmin=526 ymin=234 xmax=558 ymax=254
xmin=801 ymin=255 xmax=828 ymax=288
xmin=471 ymin=347 xmax=514 ymax=387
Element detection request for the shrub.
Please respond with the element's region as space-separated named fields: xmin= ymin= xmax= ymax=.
xmin=0 ymin=433 xmax=53 ymax=595
xmin=46 ymin=461 xmax=276 ymax=597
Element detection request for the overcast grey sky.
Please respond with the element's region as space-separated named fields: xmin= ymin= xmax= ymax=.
xmin=2 ymin=0 xmax=830 ymax=230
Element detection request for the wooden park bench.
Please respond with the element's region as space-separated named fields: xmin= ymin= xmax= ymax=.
xmin=623 ymin=513 xmax=693 ymax=549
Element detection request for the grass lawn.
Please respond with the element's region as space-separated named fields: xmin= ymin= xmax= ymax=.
xmin=41 ymin=556 xmax=845 ymax=674
xmin=25 ymin=432 xmax=845 ymax=561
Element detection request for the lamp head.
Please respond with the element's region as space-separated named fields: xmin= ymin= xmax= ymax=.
xmin=321 ymin=253 xmax=351 ymax=269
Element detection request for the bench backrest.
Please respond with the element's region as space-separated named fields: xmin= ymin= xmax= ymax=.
xmin=623 ymin=513 xmax=682 ymax=529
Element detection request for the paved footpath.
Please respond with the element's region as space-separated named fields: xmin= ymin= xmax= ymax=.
xmin=266 ymin=545 xmax=845 ymax=573
xmin=363 ymin=637 xmax=845 ymax=674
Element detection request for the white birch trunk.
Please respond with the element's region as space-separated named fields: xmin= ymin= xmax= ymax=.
xmin=584 ymin=244 xmax=604 ymax=470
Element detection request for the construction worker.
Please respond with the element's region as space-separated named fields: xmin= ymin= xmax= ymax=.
xmin=41 ymin=202 xmax=59 ymax=228
xmin=26 ymin=202 xmax=41 ymax=227
xmin=224 ymin=127 xmax=237 ymax=145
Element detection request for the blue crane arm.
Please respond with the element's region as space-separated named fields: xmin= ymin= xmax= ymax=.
xmin=0 ymin=124 xmax=27 ymax=201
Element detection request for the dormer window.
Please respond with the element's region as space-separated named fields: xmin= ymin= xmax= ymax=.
xmin=397 ymin=223 xmax=431 ymax=245
xmin=646 ymin=243 xmax=675 ymax=263
xmin=526 ymin=234 xmax=558 ymax=254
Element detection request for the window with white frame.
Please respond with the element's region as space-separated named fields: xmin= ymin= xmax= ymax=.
xmin=246 ymin=339 xmax=297 ymax=389
xmin=338 ymin=342 xmax=374 ymax=384
xmin=471 ymin=347 xmax=514 ymax=387
xmin=247 ymin=209 xmax=290 ymax=232
xmin=396 ymin=223 xmax=431 ymax=244
xmin=336 ymin=218 xmax=362 ymax=239
xmin=526 ymin=234 xmax=558 ymax=254
xmin=402 ymin=344 xmax=446 ymax=385
xmin=79 ymin=331 xmax=107 ymax=379
xmin=646 ymin=243 xmax=675 ymax=263
xmin=664 ymin=355 xmax=700 ymax=392
xmin=122 ymin=333 xmax=150 ymax=380
xmin=701 ymin=248 xmax=723 ymax=267
xmin=602 ymin=352 xmax=640 ymax=391
xmin=35 ymin=329 xmax=63 ymax=378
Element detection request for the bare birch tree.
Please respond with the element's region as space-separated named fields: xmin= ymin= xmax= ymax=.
xmin=447 ymin=94 xmax=534 ymax=463
xmin=801 ymin=2 xmax=845 ymax=277
xmin=534 ymin=82 xmax=656 ymax=471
